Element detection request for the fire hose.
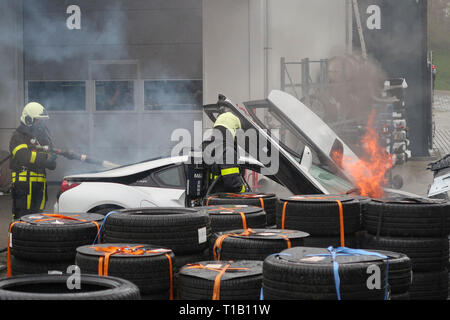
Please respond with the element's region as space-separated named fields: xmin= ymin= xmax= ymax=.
xmin=35 ymin=145 xmax=119 ymax=169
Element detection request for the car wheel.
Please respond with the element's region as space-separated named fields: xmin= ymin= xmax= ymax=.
xmin=0 ymin=274 xmax=140 ymax=300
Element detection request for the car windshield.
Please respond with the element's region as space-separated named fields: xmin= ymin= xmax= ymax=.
xmin=244 ymin=101 xmax=354 ymax=194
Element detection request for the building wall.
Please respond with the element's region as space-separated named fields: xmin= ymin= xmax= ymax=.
xmin=17 ymin=0 xmax=203 ymax=180
xmin=0 ymin=0 xmax=24 ymax=154
xmin=203 ymin=0 xmax=348 ymax=122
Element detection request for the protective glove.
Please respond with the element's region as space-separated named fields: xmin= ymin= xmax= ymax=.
xmin=45 ymin=153 xmax=57 ymax=170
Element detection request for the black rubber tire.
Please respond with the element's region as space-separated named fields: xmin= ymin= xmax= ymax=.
xmin=276 ymin=194 xmax=361 ymax=236
xmin=262 ymin=246 xmax=389 ymax=300
xmin=75 ymin=243 xmax=175 ymax=295
xmin=409 ymin=269 xmax=449 ymax=300
xmin=176 ymin=260 xmax=263 ymax=300
xmin=359 ymin=231 xmax=449 ymax=272
xmin=0 ymin=274 xmax=140 ymax=300
xmin=362 ymin=198 xmax=450 ymax=237
xmin=197 ymin=205 xmax=267 ymax=233
xmin=9 ymin=255 xmax=74 ymax=276
xmin=210 ymin=228 xmax=309 ymax=261
xmin=390 ymin=291 xmax=410 ymax=300
xmin=174 ymin=249 xmax=210 ymax=270
xmin=205 ymin=192 xmax=278 ymax=227
xmin=355 ymin=249 xmax=412 ymax=294
xmin=302 ymin=234 xmax=358 ymax=249
xmin=10 ymin=213 xmax=104 ymax=262
xmin=102 ymin=207 xmax=210 ymax=255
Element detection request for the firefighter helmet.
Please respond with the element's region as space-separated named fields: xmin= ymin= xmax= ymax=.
xmin=213 ymin=112 xmax=241 ymax=138
xmin=20 ymin=102 xmax=49 ymax=126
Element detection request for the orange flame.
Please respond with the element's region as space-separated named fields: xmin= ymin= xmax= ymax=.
xmin=338 ymin=111 xmax=393 ymax=198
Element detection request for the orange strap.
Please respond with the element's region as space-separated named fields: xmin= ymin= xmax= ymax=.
xmin=34 ymin=213 xmax=81 ymax=222
xmin=281 ymin=201 xmax=288 ymax=229
xmin=259 ymin=198 xmax=265 ymax=210
xmin=6 ymin=221 xmax=25 ymax=277
xmin=237 ymin=211 xmax=247 ymax=229
xmin=281 ymin=199 xmax=345 ymax=247
xmin=34 ymin=213 xmax=100 ymax=235
xmin=184 ymin=263 xmax=248 ymax=300
xmin=213 ymin=228 xmax=292 ymax=260
xmin=94 ymin=245 xmax=174 ymax=300
xmin=213 ymin=264 xmax=230 ymax=300
xmin=336 ymin=200 xmax=345 ymax=247
xmin=164 ymin=253 xmax=174 ymax=300
xmin=207 ymin=206 xmax=236 ymax=212
xmin=213 ymin=229 xmax=254 ymax=260
xmin=207 ymin=207 xmax=247 ymax=229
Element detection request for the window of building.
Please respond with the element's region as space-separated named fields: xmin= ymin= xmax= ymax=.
xmin=144 ymin=80 xmax=202 ymax=111
xmin=27 ymin=81 xmax=86 ymax=111
xmin=95 ymin=81 xmax=134 ymax=111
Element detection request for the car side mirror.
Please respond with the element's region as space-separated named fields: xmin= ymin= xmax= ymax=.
xmin=300 ymin=145 xmax=312 ymax=171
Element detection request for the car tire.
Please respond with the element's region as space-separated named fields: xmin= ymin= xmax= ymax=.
xmin=197 ymin=205 xmax=266 ymax=233
xmin=9 ymin=255 xmax=74 ymax=276
xmin=210 ymin=228 xmax=309 ymax=261
xmin=10 ymin=213 xmax=104 ymax=262
xmin=75 ymin=243 xmax=175 ymax=297
xmin=362 ymin=198 xmax=450 ymax=237
xmin=204 ymin=192 xmax=278 ymax=227
xmin=176 ymin=260 xmax=263 ymax=300
xmin=276 ymin=194 xmax=362 ymax=236
xmin=409 ymin=269 xmax=448 ymax=300
xmin=0 ymin=274 xmax=140 ymax=300
xmin=262 ymin=246 xmax=389 ymax=300
xmin=359 ymin=231 xmax=449 ymax=272
xmin=101 ymin=207 xmax=210 ymax=255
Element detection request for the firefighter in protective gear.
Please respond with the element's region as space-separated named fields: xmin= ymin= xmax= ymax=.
xmin=9 ymin=102 xmax=57 ymax=220
xmin=203 ymin=111 xmax=246 ymax=193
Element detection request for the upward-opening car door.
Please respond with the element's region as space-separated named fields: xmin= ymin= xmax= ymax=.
xmin=204 ymin=95 xmax=334 ymax=195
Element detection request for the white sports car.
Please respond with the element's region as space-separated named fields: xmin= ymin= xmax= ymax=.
xmin=55 ymin=90 xmax=419 ymax=214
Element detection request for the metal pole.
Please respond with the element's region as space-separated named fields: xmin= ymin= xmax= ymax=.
xmin=280 ymin=57 xmax=285 ymax=92
xmin=352 ymin=0 xmax=367 ymax=60
xmin=301 ymin=58 xmax=310 ymax=106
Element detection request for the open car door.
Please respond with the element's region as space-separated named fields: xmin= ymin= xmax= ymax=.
xmin=204 ymin=94 xmax=338 ymax=195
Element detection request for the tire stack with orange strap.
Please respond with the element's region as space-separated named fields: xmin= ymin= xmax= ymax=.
xmin=6 ymin=213 xmax=103 ymax=277
xmin=360 ymin=197 xmax=450 ymax=300
xmin=75 ymin=243 xmax=175 ymax=300
xmin=204 ymin=192 xmax=278 ymax=227
xmin=197 ymin=205 xmax=266 ymax=234
xmin=176 ymin=260 xmax=263 ymax=300
xmin=210 ymin=228 xmax=309 ymax=261
xmin=276 ymin=194 xmax=362 ymax=248
xmin=100 ymin=208 xmax=211 ymax=269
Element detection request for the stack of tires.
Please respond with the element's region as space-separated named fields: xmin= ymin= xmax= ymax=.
xmin=210 ymin=228 xmax=309 ymax=261
xmin=7 ymin=213 xmax=103 ymax=276
xmin=176 ymin=260 xmax=263 ymax=300
xmin=197 ymin=205 xmax=266 ymax=233
xmin=205 ymin=192 xmax=278 ymax=227
xmin=76 ymin=243 xmax=175 ymax=300
xmin=360 ymin=198 xmax=450 ymax=300
xmin=262 ymin=247 xmax=390 ymax=300
xmin=276 ymin=195 xmax=362 ymax=248
xmin=100 ymin=208 xmax=211 ymax=269
xmin=0 ymin=274 xmax=140 ymax=300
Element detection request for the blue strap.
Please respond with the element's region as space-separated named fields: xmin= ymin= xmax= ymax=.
xmin=308 ymin=247 xmax=390 ymax=300
xmin=92 ymin=211 xmax=118 ymax=244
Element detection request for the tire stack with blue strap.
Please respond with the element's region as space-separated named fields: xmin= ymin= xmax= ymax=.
xmin=360 ymin=197 xmax=450 ymax=300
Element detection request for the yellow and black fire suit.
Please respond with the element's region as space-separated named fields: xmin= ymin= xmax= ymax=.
xmin=9 ymin=124 xmax=56 ymax=220
xmin=203 ymin=126 xmax=246 ymax=194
